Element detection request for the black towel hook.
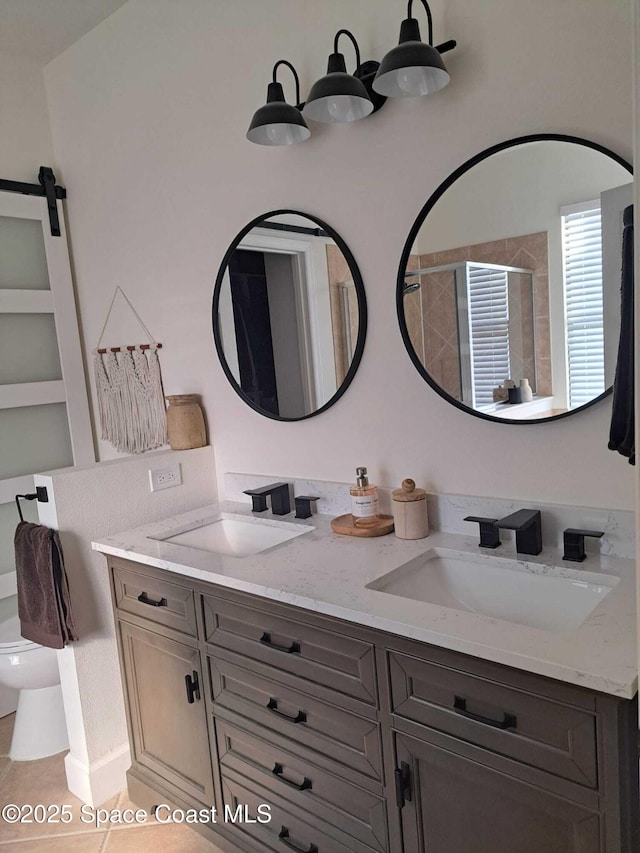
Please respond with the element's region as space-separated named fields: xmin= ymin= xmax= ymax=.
xmin=15 ymin=487 xmax=49 ymax=523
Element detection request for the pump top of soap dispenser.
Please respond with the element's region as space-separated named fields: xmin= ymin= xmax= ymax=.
xmin=356 ymin=467 xmax=369 ymax=487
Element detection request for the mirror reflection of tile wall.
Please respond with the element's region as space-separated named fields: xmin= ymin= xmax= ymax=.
xmin=406 ymin=232 xmax=551 ymax=402
xmin=327 ymin=244 xmax=359 ymax=386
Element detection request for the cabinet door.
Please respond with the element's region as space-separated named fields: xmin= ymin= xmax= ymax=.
xmin=394 ymin=733 xmax=601 ymax=853
xmin=118 ymin=621 xmax=214 ymax=806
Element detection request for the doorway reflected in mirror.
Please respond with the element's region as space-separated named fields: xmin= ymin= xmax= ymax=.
xmin=214 ymin=212 xmax=367 ymax=421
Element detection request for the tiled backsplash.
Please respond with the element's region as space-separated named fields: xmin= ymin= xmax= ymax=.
xmin=224 ymin=473 xmax=635 ymax=560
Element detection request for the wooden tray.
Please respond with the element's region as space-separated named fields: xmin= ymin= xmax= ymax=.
xmin=331 ymin=513 xmax=394 ymax=538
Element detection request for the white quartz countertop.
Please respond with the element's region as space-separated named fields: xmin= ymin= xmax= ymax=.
xmin=92 ymin=501 xmax=638 ymax=699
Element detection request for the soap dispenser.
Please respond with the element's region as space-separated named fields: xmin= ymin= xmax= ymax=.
xmin=350 ymin=467 xmax=379 ymax=528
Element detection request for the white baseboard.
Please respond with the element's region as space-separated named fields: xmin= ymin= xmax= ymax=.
xmin=64 ymin=742 xmax=131 ymax=806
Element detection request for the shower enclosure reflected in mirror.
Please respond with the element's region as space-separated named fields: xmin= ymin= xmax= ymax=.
xmin=213 ymin=211 xmax=367 ymax=420
xmin=404 ymin=261 xmax=535 ymax=409
xmin=398 ymin=135 xmax=633 ymax=423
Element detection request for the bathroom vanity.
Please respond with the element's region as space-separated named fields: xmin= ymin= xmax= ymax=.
xmin=95 ymin=500 xmax=639 ymax=853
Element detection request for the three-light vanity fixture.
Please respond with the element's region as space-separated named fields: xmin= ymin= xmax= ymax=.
xmin=247 ymin=0 xmax=457 ymax=146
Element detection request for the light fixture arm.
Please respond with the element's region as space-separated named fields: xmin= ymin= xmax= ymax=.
xmin=272 ymin=60 xmax=301 ymax=106
xmin=333 ymin=29 xmax=362 ymax=73
xmin=436 ymin=40 xmax=456 ymax=55
xmin=407 ymin=0 xmax=434 ymax=45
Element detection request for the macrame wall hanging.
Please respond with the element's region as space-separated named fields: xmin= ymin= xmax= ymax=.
xmin=92 ymin=287 xmax=168 ymax=454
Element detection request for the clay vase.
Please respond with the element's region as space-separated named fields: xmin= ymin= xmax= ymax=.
xmin=165 ymin=395 xmax=207 ymax=450
xmin=519 ymin=378 xmax=533 ymax=402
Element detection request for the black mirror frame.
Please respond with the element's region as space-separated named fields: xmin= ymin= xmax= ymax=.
xmin=396 ymin=133 xmax=633 ymax=425
xmin=213 ymin=209 xmax=368 ymax=422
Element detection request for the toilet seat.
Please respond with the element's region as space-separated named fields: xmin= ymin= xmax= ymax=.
xmin=0 ymin=615 xmax=40 ymax=652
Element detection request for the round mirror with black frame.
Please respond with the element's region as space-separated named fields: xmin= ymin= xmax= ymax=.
xmin=397 ymin=134 xmax=633 ymax=424
xmin=213 ymin=210 xmax=367 ymax=421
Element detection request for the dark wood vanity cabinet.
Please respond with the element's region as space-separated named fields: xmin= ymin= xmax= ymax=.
xmin=107 ymin=557 xmax=639 ymax=853
xmin=117 ymin=620 xmax=215 ymax=807
xmin=394 ymin=731 xmax=602 ymax=853
xmin=383 ymin=642 xmax=639 ymax=853
xmin=111 ymin=560 xmax=215 ymax=808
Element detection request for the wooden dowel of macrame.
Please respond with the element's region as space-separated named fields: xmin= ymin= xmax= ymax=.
xmin=96 ymin=343 xmax=162 ymax=354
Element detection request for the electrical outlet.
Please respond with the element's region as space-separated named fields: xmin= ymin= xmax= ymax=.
xmin=149 ymin=462 xmax=182 ymax=492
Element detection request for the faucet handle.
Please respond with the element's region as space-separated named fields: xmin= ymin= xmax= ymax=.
xmin=563 ymin=529 xmax=604 ymax=562
xmin=464 ymin=516 xmax=501 ymax=549
xmin=294 ymin=496 xmax=319 ymax=519
xmin=243 ymin=489 xmax=269 ymax=512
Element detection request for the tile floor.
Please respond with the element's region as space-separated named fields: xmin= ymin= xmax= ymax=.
xmin=0 ymin=714 xmax=225 ymax=852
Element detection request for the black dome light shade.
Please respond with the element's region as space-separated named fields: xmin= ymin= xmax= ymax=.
xmin=303 ymin=30 xmax=374 ymax=124
xmin=373 ymin=0 xmax=450 ymax=98
xmin=247 ymin=61 xmax=310 ymax=146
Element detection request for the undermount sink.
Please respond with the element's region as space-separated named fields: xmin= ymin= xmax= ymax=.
xmin=148 ymin=512 xmax=314 ymax=557
xmin=366 ymin=548 xmax=618 ymax=633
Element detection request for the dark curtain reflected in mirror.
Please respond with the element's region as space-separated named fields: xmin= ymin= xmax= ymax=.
xmin=213 ymin=211 xmax=367 ymax=421
xmin=228 ymin=250 xmax=279 ymax=416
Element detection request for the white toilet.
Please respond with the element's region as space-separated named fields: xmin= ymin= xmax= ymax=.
xmin=0 ymin=582 xmax=69 ymax=761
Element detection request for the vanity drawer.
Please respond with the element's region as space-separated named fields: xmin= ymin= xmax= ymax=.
xmin=202 ymin=591 xmax=378 ymax=705
xmin=111 ymin=560 xmax=197 ymax=638
xmin=209 ymin=651 xmax=383 ymax=784
xmin=220 ymin=768 xmax=380 ymax=853
xmin=216 ymin=717 xmax=388 ymax=851
xmin=388 ymin=651 xmax=597 ymax=787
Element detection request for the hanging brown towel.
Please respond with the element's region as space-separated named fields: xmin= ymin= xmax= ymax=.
xmin=608 ymin=205 xmax=634 ymax=464
xmin=14 ymin=521 xmax=78 ymax=649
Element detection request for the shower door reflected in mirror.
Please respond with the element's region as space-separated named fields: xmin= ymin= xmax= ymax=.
xmin=214 ymin=212 xmax=367 ymax=421
xmin=405 ymin=261 xmax=535 ymax=410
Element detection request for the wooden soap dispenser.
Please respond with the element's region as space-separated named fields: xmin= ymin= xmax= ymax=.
xmin=392 ymin=479 xmax=429 ymax=539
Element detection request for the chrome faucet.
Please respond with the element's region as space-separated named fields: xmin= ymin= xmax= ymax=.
xmin=243 ymin=483 xmax=291 ymax=515
xmin=494 ymin=509 xmax=542 ymax=556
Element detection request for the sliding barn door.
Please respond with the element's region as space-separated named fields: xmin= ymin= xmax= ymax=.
xmin=0 ymin=190 xmax=93 ymax=605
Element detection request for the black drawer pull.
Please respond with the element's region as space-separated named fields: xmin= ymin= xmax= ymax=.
xmin=267 ymin=698 xmax=307 ymax=724
xmin=453 ymin=695 xmax=517 ymax=730
xmin=260 ymin=632 xmax=301 ymax=655
xmin=278 ymin=826 xmax=318 ymax=853
xmin=272 ymin=763 xmax=312 ymax=792
xmin=185 ymin=671 xmax=200 ymax=704
xmin=394 ymin=761 xmax=412 ymax=809
xmin=137 ymin=592 xmax=168 ymax=608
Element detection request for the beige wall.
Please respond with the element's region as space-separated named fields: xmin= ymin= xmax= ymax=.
xmin=43 ymin=0 xmax=634 ymax=508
